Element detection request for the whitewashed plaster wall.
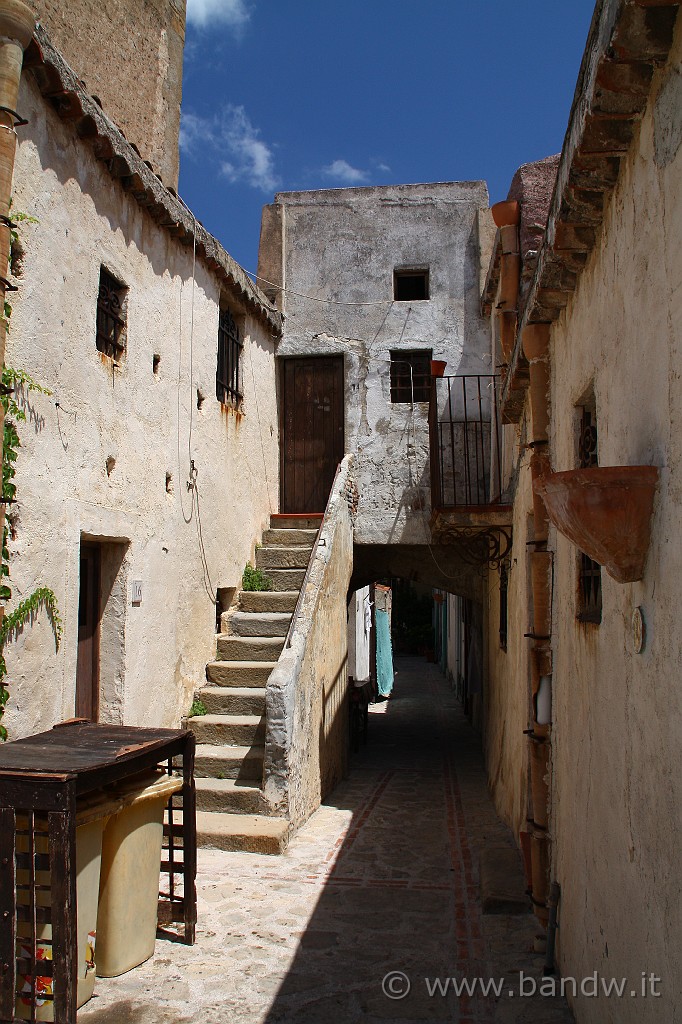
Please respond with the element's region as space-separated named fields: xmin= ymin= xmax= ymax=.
xmin=543 ymin=24 xmax=682 ymax=1024
xmin=2 ymin=75 xmax=279 ymax=739
xmin=261 ymin=182 xmax=492 ymax=545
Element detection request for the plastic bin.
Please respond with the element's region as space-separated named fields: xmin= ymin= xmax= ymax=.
xmin=95 ymin=771 xmax=183 ymax=977
xmin=15 ymin=812 xmax=109 ymax=1021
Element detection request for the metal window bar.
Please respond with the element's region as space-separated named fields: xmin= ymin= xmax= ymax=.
xmin=96 ymin=269 xmax=125 ymax=358
xmin=499 ymin=564 xmax=509 ymax=649
xmin=429 ymin=375 xmax=502 ymax=509
xmin=217 ymin=308 xmax=243 ymax=404
xmin=390 ymin=352 xmax=431 ymax=403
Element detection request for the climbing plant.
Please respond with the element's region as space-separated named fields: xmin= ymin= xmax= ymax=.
xmin=0 ymin=205 xmax=61 ymax=738
xmin=0 ymin=366 xmax=62 ymax=739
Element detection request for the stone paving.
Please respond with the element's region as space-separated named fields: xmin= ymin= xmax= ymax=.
xmin=79 ymin=657 xmax=574 ymax=1024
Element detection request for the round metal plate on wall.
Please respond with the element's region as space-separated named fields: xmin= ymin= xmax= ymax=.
xmin=632 ymin=606 xmax=645 ymax=654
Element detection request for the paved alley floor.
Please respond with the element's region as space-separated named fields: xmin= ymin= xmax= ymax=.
xmin=79 ymin=658 xmax=574 ymax=1024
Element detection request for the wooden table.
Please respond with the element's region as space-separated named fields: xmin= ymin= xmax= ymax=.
xmin=0 ymin=721 xmax=196 ymax=1023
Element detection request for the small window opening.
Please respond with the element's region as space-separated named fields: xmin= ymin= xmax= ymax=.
xmin=96 ymin=267 xmax=127 ymax=359
xmin=216 ymin=307 xmax=243 ymax=405
xmin=153 ymin=354 xmax=161 ymax=374
xmin=394 ymin=268 xmax=429 ymax=301
xmin=105 ymin=456 xmax=116 ymax=477
xmin=577 ymin=404 xmax=602 ymax=624
xmin=390 ymin=349 xmax=432 ymax=403
xmin=165 ymin=472 xmax=173 ymax=493
xmin=197 ymin=388 xmax=206 ymax=410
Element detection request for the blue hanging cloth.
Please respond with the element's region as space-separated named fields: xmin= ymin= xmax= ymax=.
xmin=375 ymin=608 xmax=394 ymax=698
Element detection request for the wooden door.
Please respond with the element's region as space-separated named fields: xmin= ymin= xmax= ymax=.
xmin=76 ymin=542 xmax=101 ymax=721
xmin=280 ymin=356 xmax=345 ymax=513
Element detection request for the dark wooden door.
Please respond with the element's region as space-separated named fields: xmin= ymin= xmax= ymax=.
xmin=76 ymin=542 xmax=101 ymax=722
xmin=280 ymin=356 xmax=345 ymax=513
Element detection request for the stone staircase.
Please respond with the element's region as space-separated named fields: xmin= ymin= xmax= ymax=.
xmin=188 ymin=513 xmax=322 ymax=854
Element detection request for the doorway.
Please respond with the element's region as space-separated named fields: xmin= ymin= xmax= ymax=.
xmin=280 ymin=355 xmax=344 ymax=513
xmin=76 ymin=541 xmax=101 ymax=721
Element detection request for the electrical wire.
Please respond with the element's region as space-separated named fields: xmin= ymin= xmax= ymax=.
xmin=174 ymin=211 xmax=216 ymax=604
xmin=176 ymin=276 xmax=193 ymax=525
xmin=247 ymin=271 xmax=398 ymax=307
xmin=247 ymin=341 xmax=274 ymax=515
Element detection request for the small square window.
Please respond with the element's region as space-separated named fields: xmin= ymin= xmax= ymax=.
xmin=96 ymin=267 xmax=127 ymax=359
xmin=390 ymin=349 xmax=432 ymax=403
xmin=217 ymin=307 xmax=243 ymax=405
xmin=394 ymin=268 xmax=429 ymax=301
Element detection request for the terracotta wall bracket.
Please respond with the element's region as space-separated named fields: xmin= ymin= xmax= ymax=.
xmin=534 ymin=466 xmax=659 ymax=583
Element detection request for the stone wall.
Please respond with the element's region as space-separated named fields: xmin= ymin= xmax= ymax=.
xmin=30 ymin=0 xmax=185 ymax=187
xmin=2 ymin=72 xmax=279 ymax=739
xmin=264 ymin=455 xmax=356 ymax=827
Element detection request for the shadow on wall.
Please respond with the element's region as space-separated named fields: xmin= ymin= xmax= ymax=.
xmin=318 ymin=653 xmax=349 ymax=804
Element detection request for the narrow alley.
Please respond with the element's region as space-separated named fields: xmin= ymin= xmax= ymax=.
xmin=79 ymin=658 xmax=573 ymax=1024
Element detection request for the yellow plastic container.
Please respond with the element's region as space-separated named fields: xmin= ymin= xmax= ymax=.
xmin=15 ymin=813 xmax=109 ymax=1021
xmin=95 ymin=772 xmax=183 ymax=977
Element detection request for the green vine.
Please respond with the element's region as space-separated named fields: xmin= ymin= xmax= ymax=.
xmin=0 ymin=315 xmax=59 ymax=737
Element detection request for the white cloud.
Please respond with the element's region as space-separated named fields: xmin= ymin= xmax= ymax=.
xmin=180 ymin=106 xmax=279 ymax=193
xmin=185 ymin=0 xmax=251 ymax=30
xmin=321 ymin=159 xmax=370 ymax=185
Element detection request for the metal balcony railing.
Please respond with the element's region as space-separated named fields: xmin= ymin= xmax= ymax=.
xmin=429 ymin=375 xmax=503 ymax=510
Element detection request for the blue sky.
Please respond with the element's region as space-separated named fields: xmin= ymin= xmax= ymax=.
xmin=179 ymin=0 xmax=596 ymax=275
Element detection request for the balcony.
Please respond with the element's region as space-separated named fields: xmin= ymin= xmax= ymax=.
xmin=428 ymin=374 xmax=512 ymax=565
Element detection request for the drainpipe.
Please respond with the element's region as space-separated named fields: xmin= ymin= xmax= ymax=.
xmin=522 ymin=322 xmax=553 ymax=926
xmin=0 ymin=1 xmax=34 ymax=627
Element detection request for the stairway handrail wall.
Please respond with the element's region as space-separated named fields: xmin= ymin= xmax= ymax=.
xmin=263 ymin=454 xmax=357 ymax=827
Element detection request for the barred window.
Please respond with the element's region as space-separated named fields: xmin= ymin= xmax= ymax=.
xmin=499 ymin=563 xmax=508 ymax=650
xmin=216 ymin=308 xmax=243 ymax=405
xmin=390 ymin=349 xmax=432 ymax=403
xmin=577 ymin=405 xmax=602 ymax=624
xmin=96 ymin=267 xmax=127 ymax=359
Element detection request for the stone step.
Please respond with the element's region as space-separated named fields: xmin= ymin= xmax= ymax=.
xmin=224 ymin=611 xmax=292 ymax=638
xmin=262 ymin=528 xmax=318 ymax=547
xmin=266 ymin=568 xmax=306 ymax=591
xmin=189 ymin=714 xmax=265 ymax=746
xmin=239 ymin=590 xmax=298 ymax=613
xmin=270 ymin=514 xmax=323 ymax=530
xmin=195 ymin=777 xmax=265 ymax=815
xmin=196 ymin=811 xmax=290 ymax=855
xmin=195 ymin=686 xmax=266 ymax=716
xmin=256 ymin=546 xmax=311 ymax=570
xmin=216 ymin=635 xmax=285 ymax=662
xmin=206 ymin=661 xmax=276 ymax=687
xmin=195 ymin=743 xmax=264 ymax=780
